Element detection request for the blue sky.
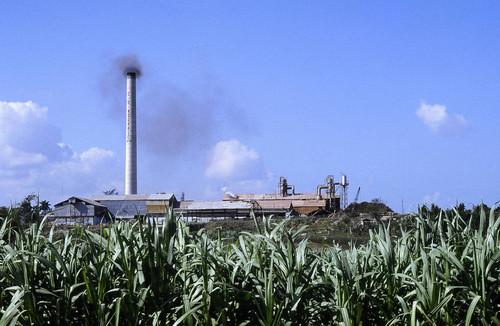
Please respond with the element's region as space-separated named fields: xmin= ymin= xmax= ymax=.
xmin=1 ymin=1 xmax=499 ymax=212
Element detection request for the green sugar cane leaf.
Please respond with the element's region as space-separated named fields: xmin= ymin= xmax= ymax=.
xmin=172 ymin=303 xmax=204 ymax=326
xmin=114 ymin=297 xmax=121 ymax=326
xmin=465 ymin=295 xmax=481 ymax=326
xmin=0 ymin=289 xmax=24 ymax=326
xmin=411 ymin=300 xmax=418 ymax=326
xmin=429 ymin=293 xmax=453 ymax=316
xmin=491 ymin=316 xmax=500 ymax=326
xmin=396 ymin=295 xmax=409 ymax=315
xmin=340 ymin=307 xmax=351 ymax=326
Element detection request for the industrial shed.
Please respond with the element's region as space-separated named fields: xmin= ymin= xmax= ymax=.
xmin=52 ymin=197 xmax=109 ymax=225
xmin=176 ymin=200 xmax=255 ymax=222
xmin=222 ymin=192 xmax=339 ymax=216
xmin=91 ymin=193 xmax=177 ymax=219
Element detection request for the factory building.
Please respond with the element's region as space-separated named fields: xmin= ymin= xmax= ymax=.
xmin=52 ymin=197 xmax=109 ymax=225
xmin=178 ymin=200 xmax=254 ymax=221
xmin=52 ymin=175 xmax=345 ymax=224
xmin=171 ymin=175 xmax=344 ymax=220
xmin=90 ymin=193 xmax=178 ymax=219
xmin=222 ymin=193 xmax=334 ymax=216
xmin=50 ymin=67 xmax=351 ymax=225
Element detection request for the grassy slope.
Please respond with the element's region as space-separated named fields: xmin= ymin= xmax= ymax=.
xmin=194 ymin=214 xmax=374 ymax=248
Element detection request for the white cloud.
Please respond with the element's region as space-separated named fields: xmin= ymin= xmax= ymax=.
xmin=0 ymin=101 xmax=47 ymax=122
xmin=80 ymin=147 xmax=116 ymax=171
xmin=0 ymin=101 xmax=120 ymax=205
xmin=47 ymin=147 xmax=119 ymax=198
xmin=0 ymin=145 xmax=48 ymax=168
xmin=51 ymin=147 xmax=116 ymax=174
xmin=0 ymin=101 xmax=61 ymax=157
xmin=416 ymin=102 xmax=468 ymax=133
xmin=205 ymin=139 xmax=263 ymax=180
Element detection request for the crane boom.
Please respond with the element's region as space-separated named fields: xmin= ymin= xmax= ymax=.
xmin=353 ymin=187 xmax=361 ymax=203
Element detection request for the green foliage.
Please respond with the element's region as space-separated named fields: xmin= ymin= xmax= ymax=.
xmin=346 ymin=200 xmax=393 ymax=219
xmin=0 ymin=194 xmax=52 ymax=227
xmin=1 ymin=204 xmax=500 ymax=325
xmin=371 ymin=197 xmax=385 ymax=204
xmin=102 ymin=188 xmax=118 ymax=195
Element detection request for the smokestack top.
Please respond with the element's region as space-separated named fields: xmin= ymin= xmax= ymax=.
xmin=124 ymin=67 xmax=141 ymax=77
xmin=115 ymin=54 xmax=142 ymax=77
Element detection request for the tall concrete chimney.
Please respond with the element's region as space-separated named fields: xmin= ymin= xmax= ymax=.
xmin=125 ymin=72 xmax=137 ymax=195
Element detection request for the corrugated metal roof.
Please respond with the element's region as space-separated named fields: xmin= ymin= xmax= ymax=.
xmin=184 ymin=201 xmax=253 ymax=210
xmin=91 ymin=193 xmax=175 ymax=201
xmin=147 ymin=193 xmax=176 ymax=200
xmin=222 ymin=193 xmax=339 ymax=201
xmin=178 ymin=201 xmax=194 ymax=209
xmin=255 ymin=199 xmax=326 ymax=209
xmin=91 ymin=195 xmax=147 ymax=201
xmin=55 ymin=196 xmax=106 ymax=208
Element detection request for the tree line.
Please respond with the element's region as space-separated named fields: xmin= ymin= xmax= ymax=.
xmin=0 ymin=194 xmax=51 ymax=227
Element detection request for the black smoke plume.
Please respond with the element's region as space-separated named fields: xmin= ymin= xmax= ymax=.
xmin=116 ymin=54 xmax=142 ymax=77
xmin=99 ymin=54 xmax=253 ymax=158
xmin=139 ymin=84 xmax=215 ymax=154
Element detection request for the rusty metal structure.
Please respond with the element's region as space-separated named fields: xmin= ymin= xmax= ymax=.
xmin=219 ymin=175 xmax=343 ymax=217
xmin=339 ymin=174 xmax=349 ymax=210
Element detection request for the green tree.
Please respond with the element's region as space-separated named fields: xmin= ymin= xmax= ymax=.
xmin=39 ymin=200 xmax=51 ymax=215
xmin=0 ymin=206 xmax=9 ymax=218
xmin=103 ymin=188 xmax=118 ymax=195
xmin=19 ymin=194 xmax=36 ymax=222
xmin=422 ymin=203 xmax=441 ymax=216
xmin=17 ymin=194 xmax=50 ymax=224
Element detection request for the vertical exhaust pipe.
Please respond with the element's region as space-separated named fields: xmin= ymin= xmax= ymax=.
xmin=125 ymin=72 xmax=137 ymax=195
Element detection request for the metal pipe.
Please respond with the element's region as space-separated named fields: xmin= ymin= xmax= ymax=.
xmin=317 ymin=176 xmax=335 ymax=199
xmin=316 ymin=185 xmax=329 ymax=199
xmin=125 ymin=72 xmax=137 ymax=195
